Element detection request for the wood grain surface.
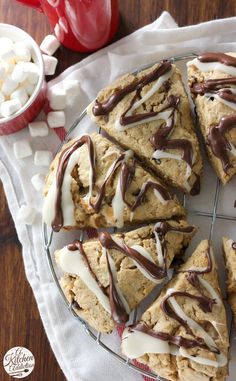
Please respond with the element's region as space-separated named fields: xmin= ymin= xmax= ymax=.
xmin=1 ymin=1 xmax=236 ymax=380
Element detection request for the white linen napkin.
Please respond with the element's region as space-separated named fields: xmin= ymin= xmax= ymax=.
xmin=1 ymin=11 xmax=236 ymax=381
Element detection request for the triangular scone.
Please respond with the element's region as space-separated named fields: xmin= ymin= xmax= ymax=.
xmin=55 ymin=220 xmax=196 ymax=333
xmin=122 ymin=240 xmax=229 ymax=381
xmin=43 ymin=132 xmax=185 ymax=231
xmin=87 ymin=61 xmax=202 ymax=194
xmin=222 ymin=237 xmax=236 ymax=327
xmin=188 ymin=52 xmax=236 ymax=184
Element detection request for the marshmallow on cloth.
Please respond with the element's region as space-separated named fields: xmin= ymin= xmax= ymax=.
xmin=48 ymin=86 xmax=67 ymax=110
xmin=63 ymin=79 xmax=80 ymax=97
xmin=47 ymin=111 xmax=65 ymax=128
xmin=29 ymin=121 xmax=49 ymax=137
xmin=34 ymin=150 xmax=53 ymax=167
xmin=17 ymin=205 xmax=36 ymax=225
xmin=40 ymin=34 xmax=60 ymax=56
xmin=31 ymin=173 xmax=45 ymax=192
xmin=43 ymin=54 xmax=58 ymax=75
xmin=13 ymin=139 xmax=33 ymax=159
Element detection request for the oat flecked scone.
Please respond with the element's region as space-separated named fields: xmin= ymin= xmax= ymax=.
xmin=87 ymin=61 xmax=202 ymax=195
xmin=43 ymin=132 xmax=185 ymax=231
xmin=222 ymin=236 xmax=236 ymax=327
xmin=188 ymin=52 xmax=236 ymax=184
xmin=122 ymin=240 xmax=229 ymax=381
xmin=55 ymin=220 xmax=196 ymax=333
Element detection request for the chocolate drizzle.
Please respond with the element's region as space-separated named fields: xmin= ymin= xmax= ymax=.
xmin=191 ymin=53 xmax=236 ymax=173
xmin=99 ymin=231 xmax=166 ymax=280
xmin=198 ymin=52 xmax=236 ymax=67
xmin=130 ymin=245 xmax=220 ymax=353
xmin=128 ymin=322 xmax=209 ymax=350
xmin=151 ymin=95 xmax=193 ymax=168
xmin=52 ymin=135 xmax=95 ymax=232
xmin=67 ymin=240 xmax=106 ymax=292
xmin=131 ymin=181 xmax=171 ymax=211
xmin=105 ymin=251 xmax=129 ymax=324
xmin=92 ymin=61 xmax=172 ymax=116
xmin=207 ymin=115 xmax=236 ymax=173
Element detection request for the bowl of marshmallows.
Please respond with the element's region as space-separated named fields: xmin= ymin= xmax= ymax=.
xmin=0 ymin=23 xmax=46 ymax=135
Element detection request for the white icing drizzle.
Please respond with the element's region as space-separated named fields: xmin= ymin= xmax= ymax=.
xmin=115 ymin=69 xmax=173 ymax=131
xmin=198 ymin=277 xmax=222 ymax=305
xmin=153 ymin=222 xmax=164 ymax=267
xmin=112 ymin=149 xmax=133 ymax=228
xmin=166 ymin=288 xmax=217 ymax=352
xmin=121 ymin=328 xmax=227 ymax=367
xmin=205 ymin=88 xmax=236 ymax=111
xmin=187 ymin=57 xmax=236 ymax=76
xmin=152 ymin=149 xmax=192 ymax=192
xmin=57 ymin=246 xmax=111 ymax=314
xmin=129 ymin=244 xmax=161 ymax=284
xmin=104 ymin=247 xmax=130 ymax=314
xmin=43 ymin=135 xmax=95 ymax=227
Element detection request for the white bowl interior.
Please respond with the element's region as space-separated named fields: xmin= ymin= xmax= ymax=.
xmin=0 ymin=23 xmax=44 ymax=123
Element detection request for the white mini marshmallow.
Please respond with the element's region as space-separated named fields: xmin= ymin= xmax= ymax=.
xmin=13 ymin=139 xmax=33 ymax=159
xmin=11 ymin=87 xmax=28 ymax=107
xmin=17 ymin=204 xmax=36 ymax=225
xmin=47 ymin=111 xmax=65 ymax=128
xmin=63 ymin=79 xmax=80 ymax=97
xmin=28 ymin=121 xmax=49 ymax=137
xmin=0 ymin=91 xmax=5 ymax=104
xmin=1 ymin=99 xmax=21 ymax=117
xmin=40 ymin=34 xmax=60 ymax=56
xmin=1 ymin=77 xmax=18 ymax=96
xmin=31 ymin=173 xmax=45 ymax=192
xmin=48 ymin=87 xmax=66 ymax=110
xmin=14 ymin=41 xmax=31 ymax=62
xmin=34 ymin=150 xmax=53 ymax=166
xmin=11 ymin=63 xmax=28 ymax=83
xmin=0 ymin=47 xmax=15 ymax=62
xmin=42 ymin=54 xmax=58 ymax=75
xmin=0 ymin=63 xmax=6 ymax=80
xmin=22 ymin=80 xmax=35 ymax=96
xmin=22 ymin=62 xmax=39 ymax=84
xmin=0 ymin=37 xmax=14 ymax=50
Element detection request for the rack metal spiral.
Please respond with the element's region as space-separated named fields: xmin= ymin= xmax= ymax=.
xmin=43 ymin=54 xmax=236 ymax=380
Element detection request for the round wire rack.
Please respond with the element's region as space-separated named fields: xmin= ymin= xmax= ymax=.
xmin=43 ymin=53 xmax=236 ymax=380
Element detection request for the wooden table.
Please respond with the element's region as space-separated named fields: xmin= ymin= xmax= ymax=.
xmin=1 ymin=1 xmax=236 ymax=380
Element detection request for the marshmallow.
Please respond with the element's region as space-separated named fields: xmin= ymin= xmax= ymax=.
xmin=0 ymin=47 xmax=15 ymax=62
xmin=63 ymin=79 xmax=80 ymax=97
xmin=28 ymin=121 xmax=49 ymax=137
xmin=17 ymin=205 xmax=36 ymax=225
xmin=22 ymin=62 xmax=39 ymax=84
xmin=11 ymin=87 xmax=28 ymax=107
xmin=1 ymin=99 xmax=21 ymax=117
xmin=31 ymin=173 xmax=45 ymax=192
xmin=40 ymin=34 xmax=60 ymax=56
xmin=43 ymin=54 xmax=58 ymax=75
xmin=1 ymin=77 xmax=18 ymax=96
xmin=14 ymin=41 xmax=31 ymax=62
xmin=47 ymin=111 xmax=65 ymax=128
xmin=0 ymin=91 xmax=5 ymax=104
xmin=22 ymin=80 xmax=35 ymax=96
xmin=48 ymin=87 xmax=66 ymax=110
xmin=11 ymin=63 xmax=28 ymax=83
xmin=0 ymin=63 xmax=6 ymax=80
xmin=13 ymin=139 xmax=33 ymax=159
xmin=34 ymin=150 xmax=53 ymax=166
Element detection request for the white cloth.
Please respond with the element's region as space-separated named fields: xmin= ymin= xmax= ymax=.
xmin=1 ymin=11 xmax=236 ymax=381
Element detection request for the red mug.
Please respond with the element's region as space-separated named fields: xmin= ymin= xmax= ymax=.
xmin=16 ymin=0 xmax=119 ymax=52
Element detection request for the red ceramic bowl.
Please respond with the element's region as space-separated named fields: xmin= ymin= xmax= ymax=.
xmin=0 ymin=24 xmax=47 ymax=135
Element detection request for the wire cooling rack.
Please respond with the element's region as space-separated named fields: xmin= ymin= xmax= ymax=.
xmin=43 ymin=53 xmax=236 ymax=381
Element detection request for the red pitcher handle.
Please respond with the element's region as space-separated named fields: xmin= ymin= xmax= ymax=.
xmin=16 ymin=0 xmax=43 ymax=12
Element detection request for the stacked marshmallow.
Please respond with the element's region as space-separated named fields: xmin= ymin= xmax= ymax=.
xmin=0 ymin=37 xmax=39 ymax=118
xmin=40 ymin=34 xmax=60 ymax=76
